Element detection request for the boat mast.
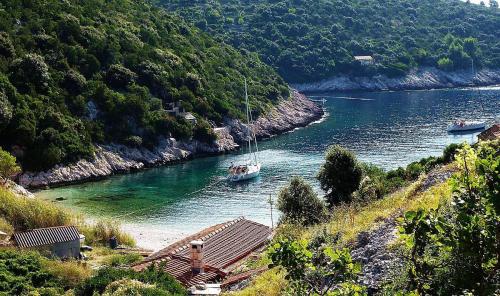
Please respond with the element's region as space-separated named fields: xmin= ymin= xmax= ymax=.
xmin=244 ymin=78 xmax=252 ymax=159
xmin=248 ymin=94 xmax=259 ymax=165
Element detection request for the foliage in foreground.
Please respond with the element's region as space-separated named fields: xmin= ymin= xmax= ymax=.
xmin=268 ymin=238 xmax=365 ymax=295
xmin=0 ymin=249 xmax=89 ymax=295
xmin=399 ymin=141 xmax=499 ymax=295
xmin=74 ymin=264 xmax=186 ymax=296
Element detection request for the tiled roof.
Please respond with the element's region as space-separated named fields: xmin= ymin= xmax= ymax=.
xmin=133 ymin=217 xmax=272 ymax=286
xmin=14 ymin=226 xmax=80 ymax=248
xmin=478 ymin=124 xmax=500 ymax=141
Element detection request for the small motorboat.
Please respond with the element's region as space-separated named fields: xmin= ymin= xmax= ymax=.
xmin=228 ymin=78 xmax=261 ymax=182
xmin=447 ymin=120 xmax=486 ymax=133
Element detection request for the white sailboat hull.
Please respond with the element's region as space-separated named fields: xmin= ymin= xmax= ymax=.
xmin=228 ymin=164 xmax=261 ymax=182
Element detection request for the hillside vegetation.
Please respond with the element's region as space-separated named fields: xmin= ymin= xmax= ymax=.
xmin=228 ymin=140 xmax=499 ymax=295
xmin=0 ymin=0 xmax=289 ymax=171
xmin=159 ymin=0 xmax=500 ymax=82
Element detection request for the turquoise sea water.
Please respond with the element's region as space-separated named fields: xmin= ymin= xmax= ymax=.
xmin=37 ymin=87 xmax=500 ymax=250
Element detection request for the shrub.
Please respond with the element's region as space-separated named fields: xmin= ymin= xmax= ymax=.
xmin=193 ymin=119 xmax=217 ymax=143
xmin=437 ymin=57 xmax=454 ymax=71
xmin=62 ymin=69 xmax=87 ymax=95
xmin=124 ymin=135 xmax=143 ymax=147
xmin=103 ymin=253 xmax=143 ymax=267
xmin=277 ymin=176 xmax=327 ymax=226
xmin=79 ymin=220 xmax=135 ymax=247
xmin=399 ymin=142 xmax=499 ymax=295
xmin=0 ymin=92 xmax=13 ymax=131
xmin=0 ymin=32 xmax=15 ymax=58
xmin=10 ymin=54 xmax=51 ymax=93
xmin=102 ymin=279 xmax=171 ymax=296
xmin=0 ymin=147 xmax=20 ymax=182
xmin=317 ymin=145 xmax=363 ymax=206
xmin=105 ymin=64 xmax=137 ymax=88
xmin=0 ymin=249 xmax=65 ymax=295
xmin=74 ymin=265 xmax=187 ymax=296
xmin=268 ymin=239 xmax=366 ymax=295
xmin=442 ymin=143 xmax=462 ymax=163
xmin=43 ymin=259 xmax=92 ymax=289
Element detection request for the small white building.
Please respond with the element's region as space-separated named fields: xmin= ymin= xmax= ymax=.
xmin=182 ymin=112 xmax=197 ymax=125
xmin=354 ymin=55 xmax=374 ymax=65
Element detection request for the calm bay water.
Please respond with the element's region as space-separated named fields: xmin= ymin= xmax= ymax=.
xmin=37 ymin=87 xmax=500 ymax=250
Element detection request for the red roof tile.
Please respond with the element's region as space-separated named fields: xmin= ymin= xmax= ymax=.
xmin=133 ymin=217 xmax=272 ymax=286
xmin=478 ymin=124 xmax=500 ymax=141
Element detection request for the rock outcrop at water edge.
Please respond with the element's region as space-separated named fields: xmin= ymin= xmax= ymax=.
xmin=18 ymin=129 xmax=238 ymax=189
xmin=18 ymin=91 xmax=323 ymax=189
xmin=226 ymin=90 xmax=324 ymax=142
xmin=293 ymin=67 xmax=500 ymax=92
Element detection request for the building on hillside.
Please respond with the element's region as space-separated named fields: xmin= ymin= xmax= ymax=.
xmin=13 ymin=226 xmax=81 ymax=259
xmin=478 ymin=123 xmax=500 ymax=141
xmin=182 ymin=112 xmax=198 ymax=125
xmin=133 ymin=217 xmax=272 ymax=295
xmin=354 ymin=55 xmax=374 ymax=65
xmin=166 ymin=101 xmax=185 ymax=116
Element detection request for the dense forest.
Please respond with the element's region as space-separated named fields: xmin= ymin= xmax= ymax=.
xmin=159 ymin=0 xmax=500 ymax=82
xmin=0 ymin=0 xmax=289 ymax=171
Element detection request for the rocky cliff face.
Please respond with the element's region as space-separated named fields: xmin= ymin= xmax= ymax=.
xmin=293 ymin=68 xmax=500 ymax=92
xmin=19 ymin=91 xmax=323 ymax=188
xmin=225 ymin=90 xmax=324 ymax=142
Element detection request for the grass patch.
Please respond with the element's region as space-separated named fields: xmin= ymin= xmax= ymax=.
xmin=79 ymin=220 xmax=136 ymax=247
xmin=0 ymin=186 xmax=135 ymax=247
xmin=240 ymin=170 xmax=455 ymax=295
xmin=42 ymin=258 xmax=92 ymax=289
xmin=303 ymin=177 xmax=452 ymax=245
xmin=101 ymin=253 xmax=144 ymax=267
xmin=223 ymin=268 xmax=287 ymax=296
xmin=0 ymin=186 xmax=72 ymax=231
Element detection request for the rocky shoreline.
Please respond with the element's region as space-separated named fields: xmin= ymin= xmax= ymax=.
xmin=18 ymin=90 xmax=323 ymax=189
xmin=293 ymin=67 xmax=500 ymax=92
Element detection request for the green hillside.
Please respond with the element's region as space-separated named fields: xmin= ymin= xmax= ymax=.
xmin=159 ymin=0 xmax=500 ymax=82
xmin=0 ymin=0 xmax=289 ymax=171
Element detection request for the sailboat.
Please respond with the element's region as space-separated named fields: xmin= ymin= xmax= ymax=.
xmin=227 ymin=79 xmax=261 ymax=182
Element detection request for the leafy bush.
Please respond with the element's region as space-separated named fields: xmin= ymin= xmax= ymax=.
xmin=277 ymin=176 xmax=327 ymax=226
xmin=0 ymin=249 xmax=66 ymax=295
xmin=74 ymin=265 xmax=187 ymax=296
xmin=193 ymin=119 xmax=217 ymax=143
xmin=268 ymin=238 xmax=366 ymax=295
xmin=398 ymin=141 xmax=499 ymax=295
xmin=102 ymin=253 xmax=143 ymax=267
xmin=0 ymin=147 xmax=20 ymax=182
xmin=102 ymin=279 xmax=171 ymax=296
xmin=317 ymin=145 xmax=363 ymax=206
